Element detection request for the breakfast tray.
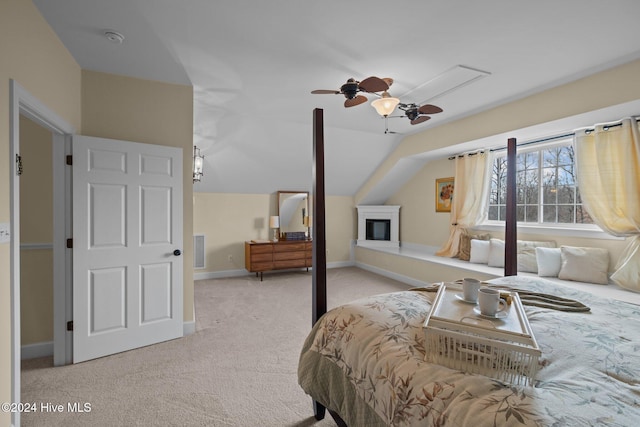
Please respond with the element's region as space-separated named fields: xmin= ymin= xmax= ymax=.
xmin=423 ymin=283 xmax=541 ymax=385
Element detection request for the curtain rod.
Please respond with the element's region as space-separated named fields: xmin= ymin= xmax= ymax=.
xmin=449 ymin=116 xmax=640 ymax=159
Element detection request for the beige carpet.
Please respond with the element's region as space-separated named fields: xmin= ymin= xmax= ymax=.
xmin=21 ymin=267 xmax=411 ymax=426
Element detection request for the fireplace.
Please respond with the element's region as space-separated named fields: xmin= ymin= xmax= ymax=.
xmin=357 ymin=205 xmax=400 ymax=248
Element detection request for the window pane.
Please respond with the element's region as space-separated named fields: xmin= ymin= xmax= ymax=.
xmin=524 ymin=170 xmax=539 ymax=203
xmin=489 ymin=205 xmax=499 ymax=221
xmin=516 ymin=205 xmax=525 ymax=221
xmin=576 ymin=205 xmax=593 ymax=224
xmin=557 ymin=205 xmax=575 ymax=223
xmin=517 ymin=152 xmax=538 ymax=171
xmin=543 ymin=205 xmax=556 ymax=222
xmin=525 ymin=206 xmax=538 ymax=222
xmin=497 ymin=175 xmax=506 ymax=204
xmin=543 ymin=148 xmax=558 ymax=167
xmin=542 ymin=167 xmax=556 ymax=186
xmin=557 ymin=185 xmax=575 ymax=204
xmin=557 ymin=145 xmax=575 ymax=166
xmin=557 ymin=166 xmax=575 ymax=186
xmin=516 ymin=171 xmax=526 ymax=204
xmin=499 ymin=206 xmax=506 ymax=221
xmin=543 ymin=185 xmax=557 ymax=204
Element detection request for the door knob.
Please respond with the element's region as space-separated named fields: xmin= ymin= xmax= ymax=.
xmin=173 ymin=249 xmax=182 ymax=256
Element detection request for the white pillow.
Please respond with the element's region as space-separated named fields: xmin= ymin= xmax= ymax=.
xmin=487 ymin=238 xmax=505 ymax=267
xmin=517 ymin=247 xmax=538 ymax=273
xmin=469 ymin=239 xmax=491 ymax=264
xmin=536 ymin=247 xmax=562 ymax=277
xmin=517 ymin=240 xmax=556 ymax=273
xmin=558 ymin=246 xmax=609 ymax=285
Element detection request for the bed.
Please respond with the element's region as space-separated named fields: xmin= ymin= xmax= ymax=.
xmin=298 ymin=276 xmax=640 ymax=426
xmin=302 ymin=111 xmax=640 ymax=426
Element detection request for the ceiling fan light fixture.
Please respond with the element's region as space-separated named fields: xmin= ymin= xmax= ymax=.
xmin=371 ymin=91 xmax=399 ymax=117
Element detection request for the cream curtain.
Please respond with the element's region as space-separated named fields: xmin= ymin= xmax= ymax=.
xmin=436 ymin=151 xmax=492 ymax=257
xmin=574 ymin=118 xmax=640 ymax=292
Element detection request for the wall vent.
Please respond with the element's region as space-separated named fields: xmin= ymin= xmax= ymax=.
xmin=193 ymin=234 xmax=205 ymax=269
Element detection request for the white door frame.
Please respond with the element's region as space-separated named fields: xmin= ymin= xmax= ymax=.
xmin=9 ymin=80 xmax=75 ymax=427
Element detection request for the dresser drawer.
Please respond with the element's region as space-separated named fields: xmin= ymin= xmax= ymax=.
xmin=251 ymin=262 xmax=273 ymax=272
xmin=274 ymin=242 xmax=306 ymax=252
xmin=274 ymin=259 xmax=306 ymax=269
xmin=274 ymin=251 xmax=305 ymax=261
xmin=251 ymin=253 xmax=273 ymax=263
xmin=251 ymin=244 xmax=273 ymax=254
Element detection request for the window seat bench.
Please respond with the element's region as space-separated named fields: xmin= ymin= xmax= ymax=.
xmin=355 ymin=243 xmax=640 ymax=305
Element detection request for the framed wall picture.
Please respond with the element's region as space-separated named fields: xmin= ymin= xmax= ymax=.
xmin=435 ymin=177 xmax=454 ymax=212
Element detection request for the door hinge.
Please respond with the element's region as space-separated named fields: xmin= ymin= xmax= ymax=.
xmin=16 ymin=154 xmax=23 ymax=176
xmin=66 ymin=321 xmax=73 ymax=331
xmin=66 ymin=238 xmax=73 ymax=249
xmin=66 ymin=155 xmax=73 ymax=165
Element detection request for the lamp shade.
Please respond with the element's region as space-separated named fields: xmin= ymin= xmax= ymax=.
xmin=269 ymin=216 xmax=280 ymax=228
xmin=371 ymin=91 xmax=400 ymax=117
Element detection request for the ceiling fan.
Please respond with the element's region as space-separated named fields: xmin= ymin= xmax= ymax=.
xmin=392 ymin=103 xmax=443 ymax=125
xmin=380 ymin=102 xmax=443 ymax=134
xmin=311 ymin=76 xmax=391 ymax=108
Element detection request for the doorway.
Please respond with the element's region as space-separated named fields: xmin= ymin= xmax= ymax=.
xmin=19 ymin=116 xmax=55 ymax=359
xmin=10 ymin=80 xmax=75 ymax=427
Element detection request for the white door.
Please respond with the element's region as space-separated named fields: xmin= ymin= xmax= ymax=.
xmin=72 ymin=135 xmax=183 ymax=363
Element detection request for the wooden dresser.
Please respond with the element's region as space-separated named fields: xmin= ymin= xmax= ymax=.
xmin=245 ymin=240 xmax=312 ymax=280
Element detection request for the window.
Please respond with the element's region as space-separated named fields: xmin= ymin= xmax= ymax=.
xmin=488 ymin=139 xmax=594 ymax=226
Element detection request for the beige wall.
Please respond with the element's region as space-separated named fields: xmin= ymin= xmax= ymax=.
xmin=193 ymin=193 xmax=355 ymax=274
xmin=20 ymin=116 xmax=54 ymax=345
xmin=82 ymin=70 xmax=194 ymax=321
xmin=387 ymin=157 xmax=453 ymax=248
xmin=0 ymin=1 xmax=82 ymax=423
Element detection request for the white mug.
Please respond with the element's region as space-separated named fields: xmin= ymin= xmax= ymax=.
xmin=462 ymin=278 xmax=481 ymax=303
xmin=478 ymin=287 xmax=507 ymax=316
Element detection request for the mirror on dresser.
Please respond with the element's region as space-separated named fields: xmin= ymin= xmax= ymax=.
xmin=277 ymin=190 xmax=310 ymax=240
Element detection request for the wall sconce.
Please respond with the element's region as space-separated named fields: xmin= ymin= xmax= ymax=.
xmin=193 ymin=146 xmax=204 ymax=183
xmin=269 ymin=216 xmax=280 ymax=241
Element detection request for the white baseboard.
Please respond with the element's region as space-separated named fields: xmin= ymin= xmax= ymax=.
xmin=21 ymin=341 xmax=53 ymax=360
xmin=194 ymin=268 xmax=249 ymax=280
xmin=194 ymin=262 xmax=356 ymax=281
xmin=327 ymin=260 xmax=356 ymax=269
xmin=183 ymin=320 xmax=196 ymax=336
xmin=355 ymin=261 xmax=426 ymax=288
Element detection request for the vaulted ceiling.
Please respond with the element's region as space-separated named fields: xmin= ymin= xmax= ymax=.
xmin=34 ymin=0 xmax=640 ymax=196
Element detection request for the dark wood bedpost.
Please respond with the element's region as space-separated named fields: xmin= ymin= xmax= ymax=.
xmin=312 ymin=108 xmax=327 ymax=420
xmin=504 ymin=137 xmax=517 ymax=276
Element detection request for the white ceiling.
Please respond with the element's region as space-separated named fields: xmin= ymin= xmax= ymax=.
xmin=34 ymin=0 xmax=640 ymax=196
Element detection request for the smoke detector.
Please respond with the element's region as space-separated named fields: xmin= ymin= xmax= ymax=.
xmin=104 ymin=30 xmax=124 ymax=44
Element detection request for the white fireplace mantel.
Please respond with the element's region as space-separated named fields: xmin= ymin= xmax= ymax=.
xmin=356 ymin=205 xmax=400 ymax=248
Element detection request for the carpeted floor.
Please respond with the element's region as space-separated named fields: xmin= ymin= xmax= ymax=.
xmin=21 ymin=267 xmax=411 ymax=426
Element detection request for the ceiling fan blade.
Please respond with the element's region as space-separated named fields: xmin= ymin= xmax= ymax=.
xmin=311 ymin=89 xmax=340 ymax=94
xmin=359 ymin=76 xmax=389 ymax=93
xmin=344 ymin=95 xmax=367 ymax=108
xmin=411 ymin=116 xmax=431 ymax=125
xmin=418 ymin=104 xmax=443 ymax=115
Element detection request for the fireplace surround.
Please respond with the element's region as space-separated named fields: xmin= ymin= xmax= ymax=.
xmin=356 ymin=205 xmax=400 ymax=248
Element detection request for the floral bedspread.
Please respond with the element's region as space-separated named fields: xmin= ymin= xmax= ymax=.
xmin=298 ymin=276 xmax=640 ymax=426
